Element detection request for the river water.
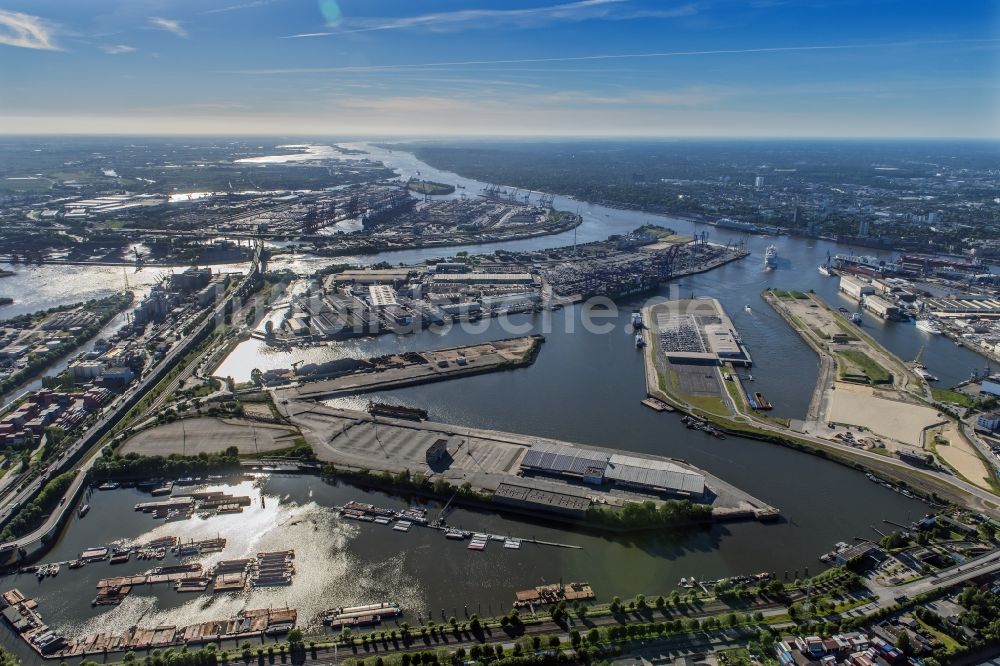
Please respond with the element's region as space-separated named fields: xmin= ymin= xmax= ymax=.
xmin=1 ymin=142 xmax=991 ymax=658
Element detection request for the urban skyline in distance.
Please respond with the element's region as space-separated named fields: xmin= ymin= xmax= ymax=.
xmin=1 ymin=0 xmax=999 ymax=137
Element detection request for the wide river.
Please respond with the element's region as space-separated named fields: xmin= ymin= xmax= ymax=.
xmin=1 ymin=143 xmax=992 ymax=659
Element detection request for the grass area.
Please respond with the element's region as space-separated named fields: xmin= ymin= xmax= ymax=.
xmin=723 ymin=375 xmax=746 ymax=410
xmin=916 ymin=617 xmax=963 ymax=651
xmin=837 ymin=349 xmax=893 ymax=384
xmin=687 ymin=395 xmax=729 ymax=415
xmin=772 ymin=289 xmax=809 ymax=300
xmin=932 ymin=387 xmax=975 ymax=407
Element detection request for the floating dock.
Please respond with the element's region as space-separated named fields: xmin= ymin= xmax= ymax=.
xmin=514 ymin=582 xmax=594 ymax=607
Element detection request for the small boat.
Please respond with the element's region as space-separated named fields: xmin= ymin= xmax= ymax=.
xmin=97 ymin=481 xmax=120 ymax=491
xmin=818 ymin=264 xmax=832 ymax=276
xmin=445 ymin=530 xmax=467 ymax=540
xmin=49 ymin=564 xmax=60 ymax=576
xmin=631 ymin=311 xmax=643 ymax=329
xmin=78 ymin=504 xmax=90 ymax=518
xmin=503 ymin=538 xmax=521 ymax=550
xmin=914 ymin=366 xmax=939 ymax=382
xmin=634 ymin=333 xmax=645 ymax=348
xmin=68 ymin=560 xmax=84 ymax=569
xmin=744 ymin=304 xmax=752 ymax=313
xmin=392 ymin=521 xmax=412 ymax=532
xmin=850 ymin=312 xmax=863 ymax=324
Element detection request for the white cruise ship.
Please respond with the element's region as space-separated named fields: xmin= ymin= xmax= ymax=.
xmin=764 ymin=245 xmax=777 ymax=269
xmin=915 ymin=319 xmax=942 ymax=335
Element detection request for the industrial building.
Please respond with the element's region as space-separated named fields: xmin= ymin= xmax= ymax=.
xmin=839 ymin=274 xmax=875 ymax=300
xmin=431 ymin=272 xmax=534 ymax=285
xmin=862 ymin=294 xmax=901 ymax=319
xmin=330 ymin=268 xmax=415 ymax=286
xmin=493 ymin=480 xmax=592 ymax=517
xmin=367 ymin=285 xmax=398 ymax=308
xmin=920 ymin=295 xmax=1000 ymax=318
xmin=519 ymin=442 xmax=706 ymax=497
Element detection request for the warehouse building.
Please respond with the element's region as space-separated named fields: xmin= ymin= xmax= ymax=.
xmin=520 ymin=442 xmax=608 ymax=485
xmin=862 ymin=294 xmax=901 ymax=319
xmin=604 ymin=454 xmax=705 ymax=496
xmin=839 ymin=275 xmax=875 ymax=300
xmin=519 ymin=442 xmax=706 ymax=497
xmin=368 ymin=285 xmax=398 ymax=307
xmin=432 ymin=272 xmax=534 ymax=285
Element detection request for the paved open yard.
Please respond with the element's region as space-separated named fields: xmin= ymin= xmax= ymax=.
xmin=826 ymin=382 xmax=945 ymax=447
xmin=120 ymin=417 xmax=300 ymax=456
xmin=288 ymin=403 xmax=526 ymax=487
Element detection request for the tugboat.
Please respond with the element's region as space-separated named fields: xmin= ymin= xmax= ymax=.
xmin=631 ymin=311 xmax=643 ymax=329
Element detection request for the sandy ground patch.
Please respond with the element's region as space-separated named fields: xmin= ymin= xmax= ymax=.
xmin=826 ymin=382 xmax=944 ymax=447
xmin=929 ymin=422 xmax=994 ymax=491
xmin=120 ymin=417 xmax=299 ymax=456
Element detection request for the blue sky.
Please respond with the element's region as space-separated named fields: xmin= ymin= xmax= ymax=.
xmin=1 ymin=0 xmax=998 ymax=137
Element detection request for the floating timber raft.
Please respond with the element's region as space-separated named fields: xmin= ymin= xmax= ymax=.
xmin=641 ymin=397 xmax=675 ymax=412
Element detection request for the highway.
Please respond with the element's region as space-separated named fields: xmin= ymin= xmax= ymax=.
xmin=0 ymin=245 xmax=261 ymax=560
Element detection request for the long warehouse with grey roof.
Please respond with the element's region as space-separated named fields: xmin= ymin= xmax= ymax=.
xmin=519 ymin=442 xmax=705 ymax=497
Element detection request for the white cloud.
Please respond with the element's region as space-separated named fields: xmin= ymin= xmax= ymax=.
xmin=257 ymin=38 xmax=1000 ymax=73
xmin=102 ymin=44 xmax=137 ymax=55
xmin=201 ymin=0 xmax=284 ymax=15
xmin=292 ymin=0 xmax=687 ymax=36
xmin=149 ymin=17 xmax=188 ymax=39
xmin=0 ymin=9 xmax=59 ymax=50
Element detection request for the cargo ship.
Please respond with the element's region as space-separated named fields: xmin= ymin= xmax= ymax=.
xmin=833 ymin=254 xmax=897 ymax=277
